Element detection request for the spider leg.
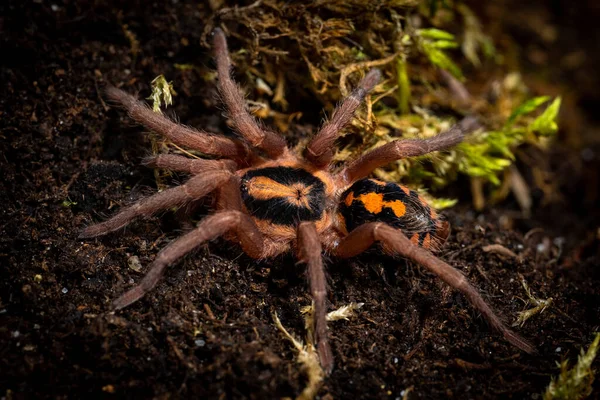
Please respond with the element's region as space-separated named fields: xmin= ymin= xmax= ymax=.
xmin=106 ymin=87 xmax=251 ymax=162
xmin=341 ymin=117 xmax=480 ymax=185
xmin=80 ymin=170 xmax=234 ymax=238
xmin=335 ymin=223 xmax=535 ymax=354
xmin=304 ymin=69 xmax=381 ymax=168
xmin=212 ymin=28 xmax=287 ymax=158
xmin=112 ymin=210 xmax=264 ymax=309
xmin=297 ymin=222 xmax=333 ymax=374
xmin=142 ymin=154 xmax=238 ymax=174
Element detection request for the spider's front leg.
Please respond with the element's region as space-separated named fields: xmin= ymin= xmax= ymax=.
xmin=80 ymin=169 xmax=234 ymax=238
xmin=335 ymin=223 xmax=535 ymax=354
xmin=298 ymin=222 xmax=334 ymax=374
xmin=212 ymin=28 xmax=287 ymax=158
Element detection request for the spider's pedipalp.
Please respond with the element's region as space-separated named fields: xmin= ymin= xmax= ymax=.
xmin=212 ymin=28 xmax=287 ymax=158
xmin=112 ymin=210 xmax=265 ymax=309
xmin=105 ymin=87 xmax=251 ymax=162
xmin=304 ymin=69 xmax=381 ymax=168
xmin=80 ymin=170 xmax=234 ymax=238
xmin=341 ymin=116 xmax=480 ymax=185
xmin=142 ymin=154 xmax=238 ymax=174
xmin=298 ymin=221 xmax=333 ymax=375
xmin=334 ymin=222 xmax=535 ymax=354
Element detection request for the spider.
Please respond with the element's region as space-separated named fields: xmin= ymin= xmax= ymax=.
xmin=81 ymin=28 xmax=534 ymax=374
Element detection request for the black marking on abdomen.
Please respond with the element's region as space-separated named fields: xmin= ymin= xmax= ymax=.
xmin=339 ymin=179 xmax=436 ymax=237
xmin=241 ymin=166 xmax=326 ymax=226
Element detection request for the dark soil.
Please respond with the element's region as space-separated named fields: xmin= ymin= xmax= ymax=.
xmin=1 ymin=1 xmax=599 ymax=399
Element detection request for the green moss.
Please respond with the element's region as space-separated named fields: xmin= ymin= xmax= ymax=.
xmin=166 ymin=1 xmax=562 ymax=208
xmin=544 ymin=333 xmax=600 ymax=400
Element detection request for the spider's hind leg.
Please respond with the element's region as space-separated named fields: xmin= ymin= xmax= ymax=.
xmin=335 ymin=223 xmax=535 ymax=354
xmin=112 ymin=210 xmax=264 ymax=309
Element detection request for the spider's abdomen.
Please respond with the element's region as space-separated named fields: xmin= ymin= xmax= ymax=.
xmin=241 ymin=166 xmax=326 ymax=226
xmin=338 ymin=179 xmax=449 ymax=250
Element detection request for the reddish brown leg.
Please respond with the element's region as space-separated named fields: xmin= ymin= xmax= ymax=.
xmin=297 ymin=222 xmax=333 ymax=374
xmin=341 ymin=117 xmax=480 ymax=185
xmin=142 ymin=154 xmax=238 ymax=174
xmin=80 ymin=170 xmax=233 ymax=238
xmin=212 ymin=28 xmax=287 ymax=158
xmin=335 ymin=223 xmax=535 ymax=354
xmin=112 ymin=210 xmax=265 ymax=309
xmin=106 ymin=87 xmax=250 ymax=162
xmin=304 ymin=69 xmax=381 ymax=168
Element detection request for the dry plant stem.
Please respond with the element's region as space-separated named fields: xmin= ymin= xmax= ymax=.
xmin=304 ymin=69 xmax=382 ymax=168
xmin=298 ymin=222 xmax=333 ymax=375
xmin=335 ymin=223 xmax=536 ymax=354
xmin=212 ymin=28 xmax=287 ymax=158
xmin=80 ymin=170 xmax=234 ymax=238
xmin=342 ymin=116 xmax=480 ymax=184
xmin=113 ymin=211 xmax=264 ymax=309
xmin=105 ymin=87 xmax=250 ymax=162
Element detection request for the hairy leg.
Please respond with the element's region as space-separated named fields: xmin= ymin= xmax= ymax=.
xmin=80 ymin=170 xmax=233 ymax=238
xmin=297 ymin=222 xmax=333 ymax=374
xmin=212 ymin=28 xmax=287 ymax=158
xmin=304 ymin=69 xmax=381 ymax=168
xmin=341 ymin=117 xmax=479 ymax=185
xmin=106 ymin=87 xmax=250 ymax=162
xmin=335 ymin=223 xmax=535 ymax=354
xmin=142 ymin=154 xmax=238 ymax=174
xmin=112 ymin=210 xmax=265 ymax=309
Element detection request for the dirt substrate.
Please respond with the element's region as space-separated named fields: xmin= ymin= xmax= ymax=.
xmin=1 ymin=1 xmax=599 ymax=399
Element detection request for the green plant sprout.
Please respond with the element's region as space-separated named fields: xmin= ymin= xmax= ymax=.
xmin=544 ymin=333 xmax=600 ymax=400
xmin=416 ymin=27 xmax=463 ymax=79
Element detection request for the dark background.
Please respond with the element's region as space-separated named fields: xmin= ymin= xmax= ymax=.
xmin=1 ymin=1 xmax=599 ymax=398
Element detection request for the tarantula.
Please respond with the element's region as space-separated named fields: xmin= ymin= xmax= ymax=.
xmin=81 ymin=28 xmax=534 ymax=373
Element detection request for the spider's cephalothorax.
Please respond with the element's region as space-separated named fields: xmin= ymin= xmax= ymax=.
xmin=241 ymin=167 xmax=327 ymax=227
xmin=81 ymin=28 xmax=534 ymax=375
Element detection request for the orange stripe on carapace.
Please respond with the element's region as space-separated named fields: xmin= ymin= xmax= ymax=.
xmin=345 ymin=191 xmax=407 ymax=218
xmin=246 ymin=176 xmax=313 ymax=209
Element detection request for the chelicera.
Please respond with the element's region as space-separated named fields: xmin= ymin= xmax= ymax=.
xmin=81 ymin=28 xmax=534 ymax=373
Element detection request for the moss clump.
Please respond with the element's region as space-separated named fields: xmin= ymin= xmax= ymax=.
xmin=149 ymin=1 xmax=562 ymax=208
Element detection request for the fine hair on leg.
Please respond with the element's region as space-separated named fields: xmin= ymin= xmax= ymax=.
xmin=113 ymin=211 xmax=264 ymax=309
xmin=298 ymin=221 xmax=333 ymax=374
xmin=341 ymin=117 xmax=480 ymax=184
xmin=80 ymin=170 xmax=233 ymax=238
xmin=304 ymin=69 xmax=381 ymax=168
xmin=335 ymin=223 xmax=535 ymax=354
xmin=142 ymin=154 xmax=238 ymax=174
xmin=105 ymin=86 xmax=250 ymax=161
xmin=212 ymin=28 xmax=287 ymax=158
